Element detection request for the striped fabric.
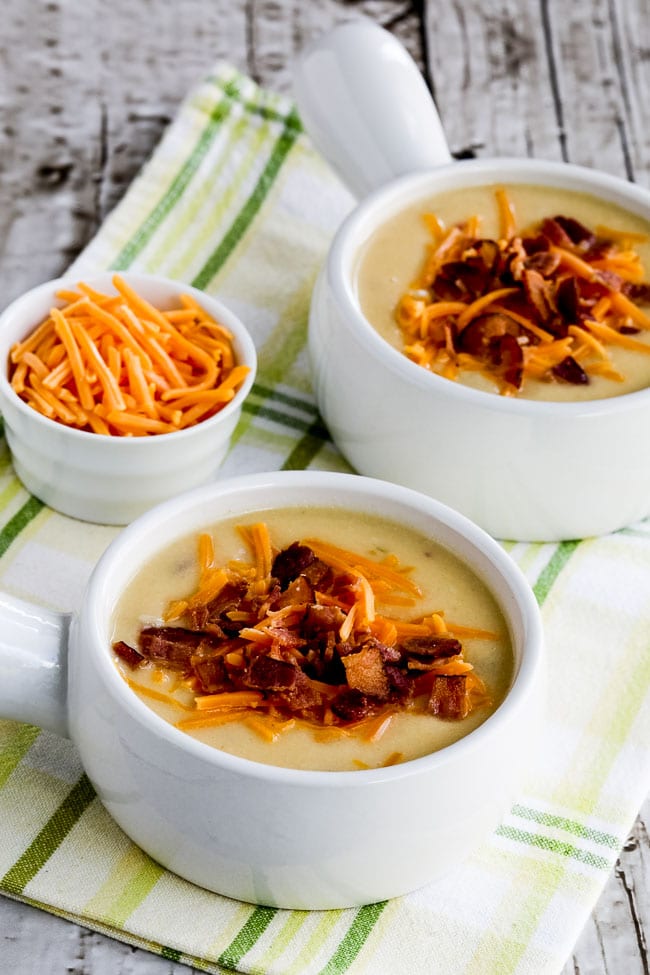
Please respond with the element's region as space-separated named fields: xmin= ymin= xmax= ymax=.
xmin=1 ymin=64 xmax=650 ymax=975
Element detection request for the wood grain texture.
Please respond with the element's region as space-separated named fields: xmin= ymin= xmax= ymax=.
xmin=1 ymin=0 xmax=649 ymax=972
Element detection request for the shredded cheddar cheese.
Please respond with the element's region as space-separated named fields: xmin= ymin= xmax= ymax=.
xmin=9 ymin=275 xmax=249 ymax=435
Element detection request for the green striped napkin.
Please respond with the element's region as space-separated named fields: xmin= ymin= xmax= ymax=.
xmin=2 ymin=64 xmax=650 ymax=975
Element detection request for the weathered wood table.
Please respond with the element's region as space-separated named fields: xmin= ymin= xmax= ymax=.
xmin=1 ymin=1 xmax=649 ymax=971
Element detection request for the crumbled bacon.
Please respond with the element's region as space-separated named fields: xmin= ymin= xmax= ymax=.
xmin=139 ymin=626 xmax=221 ymax=670
xmin=113 ymin=536 xmax=489 ymax=733
xmin=524 ymin=250 xmax=561 ymax=277
xmin=384 ymin=664 xmax=412 ymax=701
xmin=247 ymin=654 xmax=298 ymax=692
xmin=428 ymin=675 xmax=470 ymax=720
xmin=331 ymin=688 xmax=372 ymax=722
xmin=522 ymin=268 xmax=555 ymax=323
xmin=113 ymin=640 xmax=144 ymax=669
xmin=303 ymin=604 xmax=346 ymax=635
xmin=555 ymin=276 xmax=581 ymax=322
xmin=191 ymin=580 xmax=249 ymax=635
xmin=457 ymin=312 xmax=520 ymax=357
xmin=396 ymin=194 xmax=650 ymax=393
xmin=539 ymin=217 xmax=574 ymax=248
xmin=623 ymin=282 xmax=650 ymax=303
xmin=492 ymin=333 xmax=524 ymax=389
xmin=191 ymin=654 xmax=231 ymax=693
xmin=553 ymin=215 xmax=596 ymax=249
xmin=432 ymin=239 xmax=501 ymax=299
xmin=274 ymin=574 xmax=313 ymax=608
xmin=402 ymin=636 xmax=463 ymax=658
xmin=271 ymin=542 xmax=315 ymax=589
xmin=342 ymin=644 xmax=390 ymax=699
xmin=268 ymin=667 xmax=321 ymax=712
xmin=552 ymin=355 xmax=589 ymax=385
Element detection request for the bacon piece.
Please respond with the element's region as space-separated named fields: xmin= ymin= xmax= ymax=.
xmin=524 ymin=250 xmax=561 ymax=277
xmin=194 ymin=580 xmax=249 ymax=635
xmin=272 ymin=574 xmax=313 ymax=609
xmin=272 ymin=543 xmax=316 ymax=590
xmin=522 ymin=268 xmax=554 ymax=323
xmin=539 ymin=217 xmax=574 ymax=248
xmin=188 ymin=604 xmax=211 ymax=630
xmin=384 ymin=665 xmax=412 ymax=701
xmin=246 ymin=654 xmax=298 ymax=692
xmin=555 ymin=276 xmax=581 ymax=321
xmin=492 ymin=333 xmax=524 ymax=389
xmin=457 ymin=312 xmax=521 ymax=356
xmin=434 ymin=239 xmax=501 ymax=299
xmin=113 ymin=640 xmax=143 ymax=669
xmin=376 ymin=640 xmax=402 ymax=664
xmin=623 ymin=282 xmax=650 ymax=304
xmin=555 ymin=275 xmax=610 ymax=328
xmin=552 ymin=355 xmax=589 ymax=385
xmin=430 ymin=266 xmax=465 ymax=301
xmin=191 ymin=654 xmax=231 ymax=693
xmin=316 ymin=632 xmax=346 ymax=684
xmin=266 ymin=625 xmax=305 ymax=652
xmin=302 ymin=557 xmax=334 ymax=589
xmin=139 ymin=626 xmax=223 ymax=671
xmin=341 ymin=644 xmax=390 ymax=699
xmin=521 ymin=234 xmax=551 ymax=256
xmin=473 ymin=238 xmax=502 ymax=275
xmin=457 ymin=313 xmax=525 ymax=388
xmin=552 ymin=216 xmax=596 ymax=250
xmin=270 ymin=667 xmax=321 ymax=712
xmin=331 ymin=688 xmax=372 ymax=722
xmin=303 ymin=604 xmax=346 ymax=636
xmin=402 ymin=635 xmax=463 ymax=659
xmin=428 ymin=675 xmax=470 ymax=719
xmin=434 ymin=261 xmax=475 ymax=299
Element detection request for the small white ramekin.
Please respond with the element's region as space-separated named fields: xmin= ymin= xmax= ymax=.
xmin=0 ymin=272 xmax=257 ymax=524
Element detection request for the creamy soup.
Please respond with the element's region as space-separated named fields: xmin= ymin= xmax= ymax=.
xmin=355 ymin=183 xmax=650 ymax=401
xmin=111 ymin=507 xmax=513 ymax=772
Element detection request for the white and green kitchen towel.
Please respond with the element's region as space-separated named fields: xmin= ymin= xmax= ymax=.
xmin=2 ymin=64 xmax=650 ymax=975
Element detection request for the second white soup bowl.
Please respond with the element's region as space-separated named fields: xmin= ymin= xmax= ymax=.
xmin=295 ymin=22 xmax=650 ymax=541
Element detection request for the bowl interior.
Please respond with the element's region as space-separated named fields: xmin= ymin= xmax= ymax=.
xmin=328 ymin=156 xmax=650 ymax=411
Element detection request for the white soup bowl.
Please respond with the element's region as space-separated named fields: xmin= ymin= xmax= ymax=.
xmin=294 ymin=21 xmax=650 ymax=541
xmin=0 ymin=470 xmax=544 ymax=909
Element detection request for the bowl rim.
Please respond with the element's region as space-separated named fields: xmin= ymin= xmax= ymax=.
xmin=80 ymin=469 xmax=545 ymax=788
xmin=0 ymin=271 xmax=258 ymax=444
xmin=327 ymin=156 xmax=650 ymax=416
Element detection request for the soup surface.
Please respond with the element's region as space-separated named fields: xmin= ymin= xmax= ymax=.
xmin=355 ymin=183 xmax=650 ymax=401
xmin=111 ymin=507 xmax=513 ymax=771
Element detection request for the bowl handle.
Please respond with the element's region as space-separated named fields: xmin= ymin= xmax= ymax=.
xmin=292 ymin=19 xmax=452 ymax=199
xmin=0 ymin=592 xmax=70 ymax=737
